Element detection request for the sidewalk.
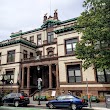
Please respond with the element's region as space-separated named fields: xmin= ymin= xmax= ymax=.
xmin=28 ymin=103 xmax=46 ymax=107
xmin=82 ymin=107 xmax=110 ymax=110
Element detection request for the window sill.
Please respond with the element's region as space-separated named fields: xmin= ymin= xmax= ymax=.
xmin=65 ymin=54 xmax=76 ymax=57
xmin=7 ymin=62 xmax=15 ymax=64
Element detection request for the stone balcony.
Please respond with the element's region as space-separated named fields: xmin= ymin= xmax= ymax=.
xmin=21 ymin=54 xmax=58 ymax=62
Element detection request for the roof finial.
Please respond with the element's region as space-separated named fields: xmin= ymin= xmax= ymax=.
xmin=43 ymin=13 xmax=48 ymax=23
xmin=54 ymin=9 xmax=58 ymax=20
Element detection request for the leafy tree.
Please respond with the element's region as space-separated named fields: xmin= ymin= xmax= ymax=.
xmin=75 ymin=0 xmax=110 ymax=71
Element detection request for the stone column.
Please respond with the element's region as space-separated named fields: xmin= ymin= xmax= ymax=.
xmin=27 ymin=66 xmax=30 ymax=88
xmin=56 ymin=64 xmax=59 ymax=88
xmin=21 ymin=67 xmax=24 ymax=88
xmin=49 ymin=64 xmax=52 ymax=88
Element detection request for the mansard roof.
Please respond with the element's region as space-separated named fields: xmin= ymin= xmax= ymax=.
xmin=54 ymin=26 xmax=75 ymax=34
xmin=0 ymin=39 xmax=37 ymax=48
xmin=10 ymin=17 xmax=77 ymax=38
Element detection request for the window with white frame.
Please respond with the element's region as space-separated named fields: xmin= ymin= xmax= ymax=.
xmin=97 ymin=69 xmax=110 ymax=82
xmin=67 ymin=64 xmax=81 ymax=83
xmin=65 ymin=38 xmax=78 ymax=54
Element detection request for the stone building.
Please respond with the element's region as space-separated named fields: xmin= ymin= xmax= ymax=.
xmin=0 ymin=11 xmax=110 ymax=97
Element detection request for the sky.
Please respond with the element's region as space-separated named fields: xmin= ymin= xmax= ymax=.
xmin=0 ymin=0 xmax=84 ymax=41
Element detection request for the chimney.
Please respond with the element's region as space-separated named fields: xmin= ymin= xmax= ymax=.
xmin=43 ymin=13 xmax=47 ymax=23
xmin=54 ymin=9 xmax=58 ymax=20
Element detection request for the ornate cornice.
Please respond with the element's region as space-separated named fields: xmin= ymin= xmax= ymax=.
xmin=0 ymin=39 xmax=37 ymax=48
xmin=10 ymin=28 xmax=42 ymax=38
xmin=54 ymin=26 xmax=75 ymax=34
xmin=10 ymin=17 xmax=77 ymax=38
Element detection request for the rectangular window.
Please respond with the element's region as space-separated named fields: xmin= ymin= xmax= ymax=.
xmin=7 ymin=50 xmax=15 ymax=62
xmin=30 ymin=36 xmax=34 ymax=43
xmin=23 ymin=50 xmax=27 ymax=59
xmin=97 ymin=69 xmax=110 ymax=83
xmin=23 ymin=37 xmax=27 ymax=40
xmin=47 ymin=32 xmax=54 ymax=43
xmin=30 ymin=52 xmax=33 ymax=58
xmin=6 ymin=71 xmax=14 ymax=85
xmin=65 ymin=38 xmax=78 ymax=54
xmin=105 ymin=70 xmax=110 ymax=82
xmin=67 ymin=64 xmax=81 ymax=83
xmin=97 ymin=71 xmax=105 ymax=82
xmin=37 ymin=34 xmax=42 ymax=46
xmin=98 ymin=91 xmax=110 ymax=97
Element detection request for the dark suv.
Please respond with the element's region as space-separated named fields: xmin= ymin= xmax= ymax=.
xmin=2 ymin=93 xmax=30 ymax=107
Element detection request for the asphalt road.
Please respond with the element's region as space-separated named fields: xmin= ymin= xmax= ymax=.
xmin=0 ymin=102 xmax=107 ymax=110
xmin=0 ymin=106 xmax=49 ymax=110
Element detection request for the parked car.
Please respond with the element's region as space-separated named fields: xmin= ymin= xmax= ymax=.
xmin=0 ymin=94 xmax=3 ymax=106
xmin=82 ymin=95 xmax=100 ymax=103
xmin=2 ymin=92 xmax=30 ymax=107
xmin=46 ymin=95 xmax=88 ymax=110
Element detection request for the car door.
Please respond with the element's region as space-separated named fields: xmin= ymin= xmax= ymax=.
xmin=3 ymin=94 xmax=11 ymax=104
xmin=53 ymin=96 xmax=66 ymax=107
xmin=9 ymin=93 xmax=16 ymax=104
xmin=63 ymin=95 xmax=74 ymax=107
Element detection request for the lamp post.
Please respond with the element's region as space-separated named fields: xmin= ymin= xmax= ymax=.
xmin=0 ymin=73 xmax=7 ymax=95
xmin=86 ymin=78 xmax=91 ymax=108
xmin=37 ymin=64 xmax=42 ymax=105
xmin=37 ymin=78 xmax=42 ymax=105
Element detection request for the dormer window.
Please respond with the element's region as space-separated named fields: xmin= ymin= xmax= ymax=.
xmin=47 ymin=32 xmax=54 ymax=43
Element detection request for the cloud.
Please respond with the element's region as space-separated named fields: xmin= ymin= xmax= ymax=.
xmin=0 ymin=0 xmax=84 ymax=41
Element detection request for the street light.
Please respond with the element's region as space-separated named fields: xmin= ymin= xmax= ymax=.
xmin=0 ymin=73 xmax=7 ymax=95
xmin=37 ymin=65 xmax=42 ymax=105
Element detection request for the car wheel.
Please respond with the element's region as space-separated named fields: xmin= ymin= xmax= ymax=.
xmin=71 ymin=104 xmax=76 ymax=110
xmin=48 ymin=103 xmax=54 ymax=109
xmin=14 ymin=101 xmax=19 ymax=107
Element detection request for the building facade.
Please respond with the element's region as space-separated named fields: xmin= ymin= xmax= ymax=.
xmin=0 ymin=11 xmax=110 ymax=97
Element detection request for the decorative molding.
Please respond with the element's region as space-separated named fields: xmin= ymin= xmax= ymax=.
xmin=10 ymin=18 xmax=77 ymax=38
xmin=0 ymin=39 xmax=36 ymax=48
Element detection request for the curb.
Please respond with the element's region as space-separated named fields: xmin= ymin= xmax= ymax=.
xmin=28 ymin=104 xmax=46 ymax=107
xmin=82 ymin=107 xmax=110 ymax=110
